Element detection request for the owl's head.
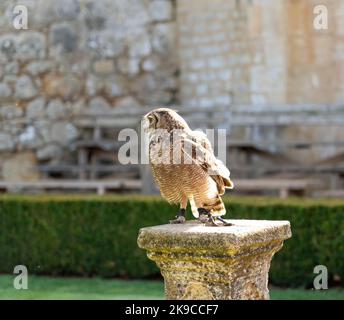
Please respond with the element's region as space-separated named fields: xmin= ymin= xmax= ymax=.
xmin=143 ymin=108 xmax=190 ymax=133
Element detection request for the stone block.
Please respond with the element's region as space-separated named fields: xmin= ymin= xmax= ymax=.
xmin=104 ymin=75 xmax=128 ymax=98
xmin=0 ymin=82 xmax=12 ymax=98
xmin=43 ymin=73 xmax=82 ymax=99
xmin=2 ymin=152 xmax=40 ymax=182
xmin=0 ymin=105 xmax=23 ymax=119
xmin=152 ymin=23 xmax=176 ymax=54
xmin=138 ymin=220 xmax=291 ymax=300
xmin=36 ymin=144 xmax=63 ymax=161
xmin=129 ymin=34 xmax=152 ymax=58
xmin=15 ymin=75 xmax=38 ymax=100
xmin=18 ymin=125 xmax=44 ymax=149
xmin=0 ymin=132 xmax=15 ymax=151
xmin=49 ymin=22 xmax=78 ymax=56
xmin=93 ymin=59 xmax=115 ymax=75
xmin=117 ymin=56 xmax=140 ymax=76
xmin=46 ymin=99 xmax=68 ymax=119
xmin=50 ymin=121 xmax=79 ymax=144
xmin=16 ymin=31 xmax=46 ymax=61
xmin=88 ymin=96 xmax=112 ymax=113
xmin=26 ymin=98 xmax=46 ymax=119
xmin=149 ymin=0 xmax=174 ymax=22
xmin=26 ymin=61 xmax=55 ymax=76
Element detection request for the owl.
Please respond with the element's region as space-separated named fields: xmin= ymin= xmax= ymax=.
xmin=143 ymin=108 xmax=234 ymax=226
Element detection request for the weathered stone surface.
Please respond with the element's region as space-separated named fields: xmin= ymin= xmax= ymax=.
xmin=87 ymin=31 xmax=124 ymax=58
xmin=132 ymin=73 xmax=157 ymax=94
xmin=142 ymin=56 xmax=160 ymax=72
xmin=26 ymin=61 xmax=55 ymax=76
xmin=49 ymin=22 xmax=78 ymax=56
xmin=132 ymin=73 xmax=172 ymax=104
xmin=54 ymin=0 xmax=81 ymax=20
xmin=0 ymin=82 xmax=12 ymax=98
xmin=104 ymin=75 xmax=128 ymax=98
xmin=0 ymin=34 xmax=17 ymax=62
xmin=16 ymin=31 xmax=46 ymax=61
xmin=151 ymin=23 xmax=176 ymax=54
xmin=93 ymin=59 xmax=115 ymax=75
xmin=149 ymin=0 xmax=174 ymax=22
xmin=26 ymin=98 xmax=46 ymax=119
xmin=15 ymin=75 xmax=38 ymax=100
xmin=2 ymin=152 xmax=40 ymax=182
xmin=138 ymin=220 xmax=291 ymax=300
xmin=50 ymin=121 xmax=79 ymax=144
xmin=117 ymin=56 xmax=140 ymax=76
xmin=0 ymin=132 xmax=15 ymax=151
xmin=129 ymin=34 xmax=152 ymax=58
xmin=33 ymin=120 xmax=51 ymax=144
xmin=115 ymin=96 xmax=142 ymax=109
xmin=83 ymin=0 xmax=107 ymax=30
xmin=18 ymin=126 xmax=44 ymax=149
xmin=36 ymin=144 xmax=63 ymax=161
xmin=85 ymin=75 xmax=104 ymax=97
xmin=43 ymin=73 xmax=82 ymax=99
xmin=4 ymin=61 xmax=19 ymax=75
xmin=0 ymin=0 xmax=179 ymax=172
xmin=46 ymin=99 xmax=68 ymax=119
xmin=88 ymin=96 xmax=111 ymax=113
xmin=0 ymin=105 xmax=23 ymax=119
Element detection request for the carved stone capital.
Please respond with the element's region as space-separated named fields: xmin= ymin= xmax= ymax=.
xmin=138 ymin=219 xmax=291 ymax=300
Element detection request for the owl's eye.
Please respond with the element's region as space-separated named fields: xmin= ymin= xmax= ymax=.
xmin=148 ymin=113 xmax=157 ymax=126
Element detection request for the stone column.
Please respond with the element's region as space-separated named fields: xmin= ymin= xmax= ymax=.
xmin=138 ymin=220 xmax=291 ymax=300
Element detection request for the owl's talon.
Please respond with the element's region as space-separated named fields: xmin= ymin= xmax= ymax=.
xmin=170 ymin=208 xmax=186 ymax=224
xmin=205 ymin=216 xmax=221 ymax=226
xmin=206 ymin=216 xmax=232 ymax=227
xmin=197 ymin=207 xmax=233 ymax=227
xmin=170 ymin=216 xmax=186 ymax=224
xmin=216 ymin=216 xmax=233 ymax=226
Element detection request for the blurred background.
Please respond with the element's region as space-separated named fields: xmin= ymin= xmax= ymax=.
xmin=0 ymin=0 xmax=343 ymax=300
xmin=0 ymin=0 xmax=343 ymax=197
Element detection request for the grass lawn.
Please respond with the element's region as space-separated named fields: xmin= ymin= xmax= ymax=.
xmin=0 ymin=275 xmax=343 ymax=300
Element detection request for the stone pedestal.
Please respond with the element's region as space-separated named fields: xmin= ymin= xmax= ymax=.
xmin=138 ymin=219 xmax=291 ymax=300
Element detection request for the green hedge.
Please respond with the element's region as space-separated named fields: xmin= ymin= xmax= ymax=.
xmin=0 ymin=195 xmax=343 ymax=287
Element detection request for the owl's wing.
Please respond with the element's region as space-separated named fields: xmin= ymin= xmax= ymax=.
xmin=181 ymin=131 xmax=234 ymax=195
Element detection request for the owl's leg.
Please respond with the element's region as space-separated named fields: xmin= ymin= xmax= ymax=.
xmin=169 ymin=196 xmax=187 ymax=224
xmin=198 ymin=208 xmax=232 ymax=226
xmin=197 ymin=208 xmax=211 ymax=224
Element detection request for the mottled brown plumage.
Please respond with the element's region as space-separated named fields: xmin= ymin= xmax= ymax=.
xmin=143 ymin=108 xmax=234 ymax=225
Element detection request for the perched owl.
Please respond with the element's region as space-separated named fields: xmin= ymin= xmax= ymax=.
xmin=143 ymin=108 xmax=234 ymax=226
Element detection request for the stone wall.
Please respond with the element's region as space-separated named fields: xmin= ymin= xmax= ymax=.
xmin=178 ymin=0 xmax=344 ymax=106
xmin=0 ymin=0 xmax=177 ymax=180
xmin=0 ymin=0 xmax=343 ymax=182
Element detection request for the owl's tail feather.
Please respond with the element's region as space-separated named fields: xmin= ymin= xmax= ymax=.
xmin=209 ymin=196 xmax=226 ymax=217
xmin=189 ymin=196 xmax=226 ymax=218
xmin=189 ymin=196 xmax=199 ymax=218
